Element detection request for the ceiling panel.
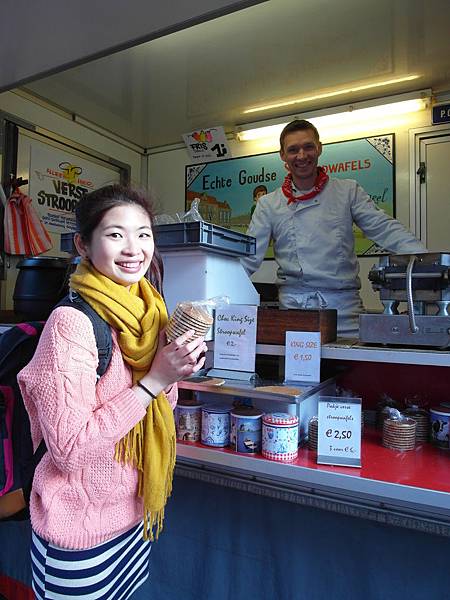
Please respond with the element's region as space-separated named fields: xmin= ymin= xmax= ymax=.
xmin=22 ymin=0 xmax=450 ymax=148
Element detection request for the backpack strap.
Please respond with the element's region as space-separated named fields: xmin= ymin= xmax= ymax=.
xmin=56 ymin=293 xmax=113 ymax=379
xmin=22 ymin=438 xmax=47 ymax=504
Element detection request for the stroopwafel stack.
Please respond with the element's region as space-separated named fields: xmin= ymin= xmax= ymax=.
xmin=166 ymin=301 xmax=214 ymax=343
xmin=402 ymin=407 xmax=429 ymax=445
xmin=308 ymin=417 xmax=318 ymax=450
xmin=382 ymin=418 xmax=417 ymax=451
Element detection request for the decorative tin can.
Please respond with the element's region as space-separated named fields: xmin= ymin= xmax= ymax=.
xmin=175 ymin=400 xmax=203 ymax=442
xmin=201 ymin=404 xmax=232 ymax=447
xmin=262 ymin=413 xmax=299 ymax=462
xmin=230 ymin=406 xmax=263 ymax=453
xmin=430 ymin=406 xmax=450 ymax=449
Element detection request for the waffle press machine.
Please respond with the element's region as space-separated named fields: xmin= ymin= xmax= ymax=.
xmin=359 ymin=252 xmax=450 ymax=348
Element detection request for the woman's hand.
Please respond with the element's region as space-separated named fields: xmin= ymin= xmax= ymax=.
xmin=139 ymin=330 xmax=208 ymax=397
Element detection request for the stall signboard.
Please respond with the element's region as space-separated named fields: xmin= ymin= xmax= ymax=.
xmin=432 ymin=102 xmax=450 ymax=124
xmin=185 ymin=134 xmax=395 ymax=256
xmin=317 ymin=397 xmax=362 ymax=468
xmin=29 ymin=143 xmax=120 ymax=234
xmin=182 ymin=126 xmax=231 ymax=163
xmin=284 ymin=331 xmax=321 ymax=383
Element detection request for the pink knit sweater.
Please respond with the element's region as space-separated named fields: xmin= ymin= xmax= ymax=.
xmin=17 ymin=306 xmax=177 ymax=550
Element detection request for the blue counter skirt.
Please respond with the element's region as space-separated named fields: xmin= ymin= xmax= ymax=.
xmin=31 ymin=522 xmax=151 ymax=600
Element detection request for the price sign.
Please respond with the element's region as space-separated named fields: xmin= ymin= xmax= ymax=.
xmin=213 ymin=305 xmax=257 ymax=372
xmin=317 ymin=397 xmax=362 ymax=468
xmin=284 ymin=331 xmax=321 ymax=382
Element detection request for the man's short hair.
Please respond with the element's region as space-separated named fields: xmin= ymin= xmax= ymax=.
xmin=280 ymin=120 xmax=320 ymax=150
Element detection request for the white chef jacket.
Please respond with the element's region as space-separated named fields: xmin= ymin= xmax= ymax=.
xmin=241 ymin=178 xmax=427 ymax=337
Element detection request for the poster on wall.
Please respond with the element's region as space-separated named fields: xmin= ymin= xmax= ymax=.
xmin=29 ymin=143 xmax=120 ymax=235
xmin=185 ymin=134 xmax=395 ymax=257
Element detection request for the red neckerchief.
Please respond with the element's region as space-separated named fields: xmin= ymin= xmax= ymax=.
xmin=282 ymin=166 xmax=329 ymax=205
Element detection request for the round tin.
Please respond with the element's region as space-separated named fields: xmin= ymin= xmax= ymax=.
xmin=430 ymin=406 xmax=450 ymax=449
xmin=230 ymin=406 xmax=263 ymax=454
xmin=262 ymin=412 xmax=299 ymax=462
xmin=175 ymin=400 xmax=203 ymax=442
xmin=201 ymin=404 xmax=232 ymax=447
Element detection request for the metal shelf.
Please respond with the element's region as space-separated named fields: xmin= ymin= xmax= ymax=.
xmin=178 ymin=377 xmax=334 ymax=403
xmin=321 ymin=341 xmax=450 ymax=366
xmin=176 ymin=440 xmax=450 ymax=536
xmin=251 ymin=341 xmax=450 ymax=367
xmin=188 ymin=339 xmax=450 ymax=536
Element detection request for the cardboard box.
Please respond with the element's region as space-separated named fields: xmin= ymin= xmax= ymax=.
xmin=256 ymin=308 xmax=337 ymax=345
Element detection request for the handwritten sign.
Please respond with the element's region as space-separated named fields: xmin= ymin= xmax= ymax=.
xmin=284 ymin=331 xmax=321 ymax=383
xmin=213 ymin=305 xmax=257 ymax=372
xmin=317 ymin=397 xmax=362 ymax=468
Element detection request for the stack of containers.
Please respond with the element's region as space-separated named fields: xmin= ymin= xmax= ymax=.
xmin=176 ymin=400 xmax=303 ymax=463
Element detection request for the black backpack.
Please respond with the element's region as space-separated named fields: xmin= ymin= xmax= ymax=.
xmin=0 ymin=294 xmax=112 ymax=519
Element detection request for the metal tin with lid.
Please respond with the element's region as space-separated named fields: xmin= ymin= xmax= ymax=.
xmin=262 ymin=412 xmax=299 ymax=462
xmin=230 ymin=406 xmax=263 ymax=454
xmin=175 ymin=399 xmax=203 ymax=442
xmin=201 ymin=404 xmax=232 ymax=447
xmin=430 ymin=405 xmax=450 ymax=449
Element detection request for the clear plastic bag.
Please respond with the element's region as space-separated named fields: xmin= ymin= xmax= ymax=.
xmin=180 ymin=198 xmax=203 ymax=222
xmin=154 ymin=198 xmax=203 ymax=227
xmin=166 ymin=295 xmax=230 ymax=343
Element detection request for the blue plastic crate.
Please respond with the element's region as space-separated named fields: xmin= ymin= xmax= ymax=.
xmin=153 ymin=222 xmax=255 ymax=257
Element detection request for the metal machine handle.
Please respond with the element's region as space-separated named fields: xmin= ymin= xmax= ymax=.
xmin=406 ymin=255 xmax=419 ymax=333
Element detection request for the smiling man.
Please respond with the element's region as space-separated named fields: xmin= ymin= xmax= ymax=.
xmin=241 ymin=119 xmax=427 ymax=338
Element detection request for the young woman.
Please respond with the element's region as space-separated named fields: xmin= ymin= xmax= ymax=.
xmin=18 ymin=184 xmax=207 ymax=600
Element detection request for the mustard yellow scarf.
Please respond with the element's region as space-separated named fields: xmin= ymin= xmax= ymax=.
xmin=70 ymin=260 xmax=175 ymax=541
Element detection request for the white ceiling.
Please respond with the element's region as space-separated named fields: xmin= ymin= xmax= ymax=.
xmin=22 ymin=0 xmax=450 ymax=149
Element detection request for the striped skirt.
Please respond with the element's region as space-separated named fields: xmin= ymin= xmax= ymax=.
xmin=31 ymin=523 xmax=151 ymax=600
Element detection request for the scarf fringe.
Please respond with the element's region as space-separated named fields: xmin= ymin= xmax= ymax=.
xmin=142 ymin=435 xmax=176 ymax=541
xmin=114 ymin=419 xmax=145 ymax=471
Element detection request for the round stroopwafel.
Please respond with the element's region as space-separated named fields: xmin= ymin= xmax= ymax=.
xmin=166 ymin=302 xmax=213 ymax=343
xmin=253 ymin=385 xmax=303 ymax=396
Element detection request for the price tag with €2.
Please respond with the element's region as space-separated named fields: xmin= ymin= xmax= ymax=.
xmin=317 ymin=397 xmax=362 ymax=468
xmin=284 ymin=331 xmax=321 ymax=383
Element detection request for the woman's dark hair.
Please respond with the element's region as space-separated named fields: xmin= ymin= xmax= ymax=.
xmin=75 ymin=184 xmax=164 ymax=293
